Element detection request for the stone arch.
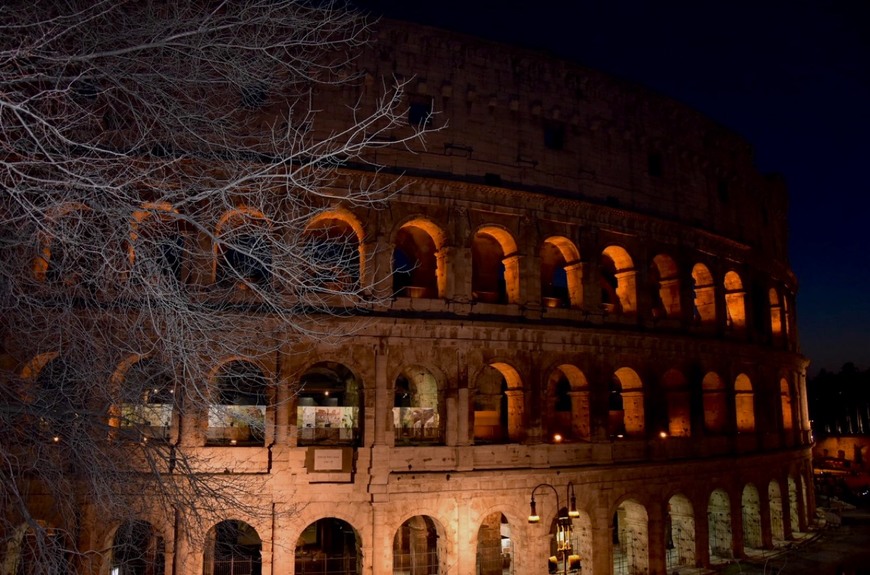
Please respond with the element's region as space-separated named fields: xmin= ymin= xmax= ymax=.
xmin=600 ymin=245 xmax=636 ymax=314
xmin=691 ymin=263 xmax=716 ymax=325
xmin=662 ymin=368 xmax=691 ymax=437
xmin=768 ymin=480 xmax=785 ymax=542
xmin=612 ymin=499 xmax=648 ymax=575
xmin=666 ymin=493 xmax=695 ymax=571
xmin=113 ymin=355 xmax=175 ymax=441
xmin=4 ymin=520 xmax=71 ymax=575
xmin=780 ymin=378 xmax=794 ymax=432
xmin=203 ymin=519 xmax=262 ymax=575
xmin=734 ymin=374 xmax=756 ymax=433
xmin=108 ymin=519 xmax=164 ymax=575
xmin=302 ymin=209 xmax=365 ymax=292
xmin=214 ymin=206 xmax=272 ymax=288
xmin=742 ymin=483 xmax=762 ymax=550
xmin=544 ymin=364 xmax=590 ymax=442
xmin=296 ymin=361 xmax=362 ymax=446
xmin=473 ymin=362 xmax=524 ymax=443
xmin=295 ymin=517 xmax=361 ymax=575
xmin=540 ymin=236 xmax=582 ymax=309
xmin=392 ymin=217 xmax=445 ymax=299
xmin=207 ymin=359 xmax=269 ymax=447
xmin=707 ymin=488 xmax=733 ymax=562
xmin=392 ymin=515 xmax=444 ymax=574
xmin=649 ymin=253 xmax=681 ymax=319
xmin=128 ymin=201 xmax=186 ymax=282
xmin=769 ymin=287 xmax=784 ymax=340
xmin=702 ymin=372 xmax=727 ymax=434
xmin=471 ymin=225 xmax=519 ymax=304
xmin=723 ymin=271 xmax=747 ymax=332
xmin=393 ymin=365 xmax=443 ymax=445
xmin=611 ymin=367 xmax=644 ymax=437
xmin=475 ymin=511 xmax=516 ymax=575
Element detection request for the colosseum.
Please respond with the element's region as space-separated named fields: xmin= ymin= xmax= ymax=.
xmin=2 ymin=15 xmax=812 ymax=575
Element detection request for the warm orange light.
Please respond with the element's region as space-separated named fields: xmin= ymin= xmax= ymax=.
xmin=659 ymin=431 xmax=668 ymax=439
xmin=553 ymin=433 xmax=563 ymax=443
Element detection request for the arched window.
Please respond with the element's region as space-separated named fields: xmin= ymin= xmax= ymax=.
xmin=111 ymin=520 xmax=164 ymax=575
xmin=780 ymin=378 xmax=794 ymax=432
xmin=613 ymin=500 xmax=649 ymax=575
xmin=734 ymin=374 xmax=755 ymax=433
xmin=600 ymin=246 xmax=636 ymax=315
xmin=666 ymin=495 xmax=695 ymax=571
xmin=473 ymin=363 xmax=523 ymax=443
xmin=613 ymin=368 xmax=644 ymax=437
xmin=691 ymin=264 xmax=716 ymax=325
xmin=476 ymin=513 xmax=514 ymax=575
xmin=35 ymin=203 xmax=110 ymax=293
xmin=393 ymin=366 xmax=441 ymax=444
xmin=207 ymin=361 xmax=268 ymax=446
xmin=662 ymin=369 xmax=691 ymax=437
xmin=649 ymin=254 xmax=681 ymax=319
xmin=472 ymin=227 xmax=519 ymax=304
xmin=393 ymin=516 xmax=442 ymax=574
xmin=707 ymin=489 xmax=733 ymax=561
xmin=204 ymin=520 xmax=261 ymax=575
xmin=545 ymin=365 xmax=590 ymax=442
xmin=392 ymin=220 xmax=442 ymax=298
xmin=702 ymin=372 xmax=727 ymax=434
xmin=742 ymin=484 xmax=762 ymax=550
xmin=129 ymin=202 xmax=186 ymax=284
xmin=297 ymin=362 xmax=360 ymax=446
xmin=295 ymin=518 xmax=361 ymax=575
xmin=723 ymin=271 xmax=746 ymax=332
xmin=769 ymin=288 xmax=784 ymax=341
xmin=302 ymin=214 xmax=362 ymax=292
xmin=33 ymin=357 xmax=89 ymax=440
xmin=540 ymin=236 xmax=582 ymax=309
xmin=215 ymin=209 xmax=272 ymax=288
xmin=118 ymin=358 xmax=175 ymax=441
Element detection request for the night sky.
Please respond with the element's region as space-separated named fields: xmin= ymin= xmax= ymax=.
xmin=354 ymin=0 xmax=870 ymax=375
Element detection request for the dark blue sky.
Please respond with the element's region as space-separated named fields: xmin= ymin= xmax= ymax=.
xmin=355 ymin=0 xmax=870 ymax=374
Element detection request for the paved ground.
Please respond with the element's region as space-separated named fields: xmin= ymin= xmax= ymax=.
xmin=713 ymin=509 xmax=870 ymax=575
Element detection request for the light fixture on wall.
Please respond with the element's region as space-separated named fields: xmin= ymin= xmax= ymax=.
xmin=528 ymin=482 xmax=580 ymax=574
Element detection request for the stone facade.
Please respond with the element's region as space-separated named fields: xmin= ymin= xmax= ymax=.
xmin=4 ymin=18 xmax=812 ymax=575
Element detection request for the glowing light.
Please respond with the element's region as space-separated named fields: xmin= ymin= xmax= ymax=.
xmin=230 ymin=439 xmax=237 ymax=446
xmin=553 ymin=433 xmax=563 ymax=443
xmin=659 ymin=431 xmax=668 ymax=439
xmin=52 ymin=436 xmax=60 ymax=443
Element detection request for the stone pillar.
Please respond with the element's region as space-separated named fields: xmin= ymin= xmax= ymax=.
xmin=760 ymin=489 xmax=773 ymax=549
xmin=374 ymin=343 xmax=388 ymax=446
xmin=457 ymin=387 xmax=470 ymax=445
xmin=569 ymin=390 xmax=591 ymax=440
xmin=564 ymin=261 xmax=585 ymax=309
xmin=435 ymin=246 xmax=454 ymax=299
xmin=614 ymin=269 xmax=637 ymax=314
xmin=371 ymin=502 xmax=390 ymax=574
xmin=271 ymin=506 xmax=294 ymax=575
xmin=647 ymin=511 xmax=666 ymax=575
xmin=275 ymin=375 xmax=289 ymax=445
xmin=694 ymin=502 xmax=710 ymax=568
xmin=502 ymin=254 xmax=522 ymax=304
xmin=505 ymin=389 xmax=525 ymax=442
xmin=590 ymin=523 xmax=612 ymax=575
xmin=522 ymin=253 xmax=541 ymax=308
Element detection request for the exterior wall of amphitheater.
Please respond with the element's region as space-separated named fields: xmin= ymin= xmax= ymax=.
xmin=5 ymin=19 xmax=812 ymax=575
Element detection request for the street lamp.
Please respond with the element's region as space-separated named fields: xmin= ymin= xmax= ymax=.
xmin=528 ymin=482 xmax=580 ymax=574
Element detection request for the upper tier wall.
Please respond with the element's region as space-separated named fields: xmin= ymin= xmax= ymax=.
xmin=314 ymin=19 xmax=790 ymax=265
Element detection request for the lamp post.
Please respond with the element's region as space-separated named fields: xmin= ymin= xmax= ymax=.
xmin=528 ymin=482 xmax=580 ymax=574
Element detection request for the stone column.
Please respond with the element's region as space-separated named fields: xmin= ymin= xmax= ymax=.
xmin=374 ymin=343 xmax=388 ymax=446
xmin=502 ymin=254 xmax=522 ymax=304
xmin=564 ymin=261 xmax=585 ymax=309
xmin=569 ymin=390 xmax=591 ymax=440
xmin=647 ymin=511 xmax=666 ymax=575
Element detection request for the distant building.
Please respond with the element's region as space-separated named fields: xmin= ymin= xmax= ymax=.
xmin=4 ymin=18 xmax=812 ymax=575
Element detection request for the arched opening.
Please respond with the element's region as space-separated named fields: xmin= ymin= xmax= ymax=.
xmin=295 ymin=518 xmax=361 ymax=575
xmin=110 ymin=520 xmax=164 ymax=575
xmin=702 ymin=372 xmax=727 ymax=434
xmin=649 ymin=254 xmax=681 ymax=319
xmin=734 ymin=374 xmax=755 ymax=433
xmin=473 ymin=363 xmax=523 ymax=443
xmin=32 ymin=356 xmax=89 ymax=441
xmin=118 ymin=358 xmax=175 ymax=441
xmin=475 ymin=512 xmax=514 ymax=575
xmin=203 ymin=520 xmax=261 ymax=575
xmin=545 ymin=365 xmax=590 ymax=442
xmin=723 ymin=271 xmax=746 ymax=332
xmin=612 ymin=500 xmax=648 ymax=575
xmin=393 ymin=366 xmax=442 ymax=445
xmin=215 ymin=208 xmax=272 ymax=289
xmin=666 ymin=494 xmax=695 ymax=571
xmin=768 ymin=480 xmax=785 ymax=542
xmin=600 ymin=246 xmax=636 ymax=315
xmin=129 ymin=202 xmax=186 ymax=284
xmin=742 ymin=484 xmax=762 ymax=550
xmin=707 ymin=489 xmax=733 ymax=563
xmin=612 ymin=368 xmax=644 ymax=437
xmin=691 ymin=264 xmax=716 ymax=326
xmin=302 ymin=213 xmax=363 ymax=292
xmin=662 ymin=369 xmax=691 ymax=437
xmin=540 ymin=237 xmax=581 ymax=309
xmin=393 ymin=221 xmax=440 ymax=299
xmin=34 ymin=202 xmax=109 ymax=293
xmin=472 ymin=227 xmax=518 ymax=304
xmin=207 ymin=361 xmax=268 ymax=446
xmin=297 ymin=362 xmax=361 ymax=446
xmin=769 ymin=288 xmax=784 ymax=341
xmin=393 ymin=515 xmax=441 ymax=574
xmin=780 ymin=378 xmax=794 ymax=433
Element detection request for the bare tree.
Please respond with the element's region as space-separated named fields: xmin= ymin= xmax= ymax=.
xmin=0 ymin=1 xmax=430 ymax=573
